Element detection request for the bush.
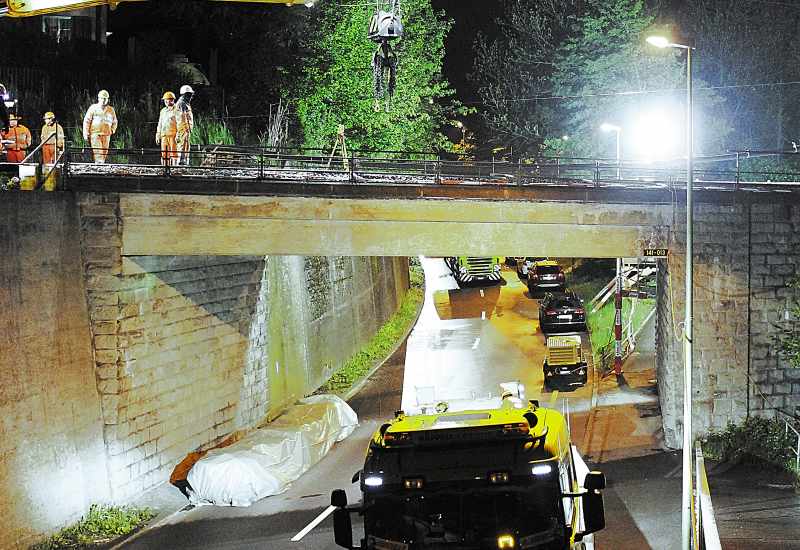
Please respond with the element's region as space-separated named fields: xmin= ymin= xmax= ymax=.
xmin=702 ymin=417 xmax=799 ymax=481
xmin=30 ymin=505 xmax=155 ymax=550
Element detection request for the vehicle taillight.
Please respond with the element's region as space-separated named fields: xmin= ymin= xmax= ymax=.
xmin=545 ymin=309 xmax=556 ymax=315
xmin=575 ymin=308 xmax=584 ymax=314
xmin=557 ymin=272 xmax=565 ymax=281
xmin=531 ymin=273 xmax=539 ymax=280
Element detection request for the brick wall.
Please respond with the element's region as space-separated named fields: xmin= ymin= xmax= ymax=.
xmin=656 ymin=200 xmax=800 ymax=448
xmin=0 ymin=195 xmax=109 ymax=550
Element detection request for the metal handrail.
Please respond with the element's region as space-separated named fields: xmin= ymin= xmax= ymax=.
xmin=695 ymin=444 xmax=722 ymax=550
xmin=21 ymin=131 xmax=56 ymax=164
xmin=782 ymin=414 xmax=800 ymax=471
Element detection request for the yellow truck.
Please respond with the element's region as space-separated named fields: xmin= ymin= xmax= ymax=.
xmin=543 ymin=335 xmax=588 ymax=390
xmin=330 ymin=401 xmax=605 ymax=549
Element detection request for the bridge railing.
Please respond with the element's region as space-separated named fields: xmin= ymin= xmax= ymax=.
xmin=55 ymin=144 xmax=800 ymax=191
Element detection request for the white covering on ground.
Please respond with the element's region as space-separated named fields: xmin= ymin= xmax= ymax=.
xmin=186 ymin=394 xmax=358 ymax=506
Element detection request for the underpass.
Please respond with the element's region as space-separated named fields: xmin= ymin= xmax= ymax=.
xmin=117 ymin=257 xmax=664 ymax=549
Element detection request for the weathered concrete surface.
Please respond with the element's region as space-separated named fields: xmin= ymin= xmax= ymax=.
xmin=2 ymin=193 xmax=409 ymax=548
xmin=656 ymin=202 xmax=800 ymax=448
xmin=0 ymin=195 xmax=109 ymax=550
xmin=119 ymin=194 xmax=670 ymax=257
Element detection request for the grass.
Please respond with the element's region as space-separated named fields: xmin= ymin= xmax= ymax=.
xmin=316 ymin=262 xmax=424 ymax=395
xmin=29 ymin=505 xmax=155 ymax=550
xmin=587 ymin=298 xmax=655 ymax=362
xmin=567 ymin=259 xmax=615 ymax=305
xmin=702 ymin=417 xmax=800 ymax=487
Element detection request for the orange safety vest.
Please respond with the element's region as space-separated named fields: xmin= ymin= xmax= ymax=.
xmin=3 ymin=124 xmax=32 ymax=151
xmin=83 ymin=103 xmax=118 ymax=137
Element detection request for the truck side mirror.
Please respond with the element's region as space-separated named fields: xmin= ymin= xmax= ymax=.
xmin=580 ymin=471 xmax=606 ymax=535
xmin=331 ymin=488 xmax=348 ymax=508
xmin=351 ymin=470 xmax=361 ymax=484
xmin=333 ymin=508 xmax=353 ymax=549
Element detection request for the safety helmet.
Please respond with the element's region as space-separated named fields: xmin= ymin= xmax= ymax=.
xmin=162 ymin=91 xmax=176 ymax=100
xmin=0 ymin=83 xmax=5 ymax=93
xmin=43 ymin=111 xmax=55 ymax=120
xmin=8 ymin=114 xmax=20 ymax=121
xmin=97 ymin=89 xmax=110 ymax=99
xmin=179 ymin=85 xmax=194 ymax=95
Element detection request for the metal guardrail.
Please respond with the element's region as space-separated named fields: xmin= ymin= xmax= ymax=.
xmin=53 ymin=144 xmax=800 ymax=189
xmin=5 ymin=142 xmax=800 ymax=193
xmin=695 ymin=444 xmax=722 ymax=550
xmin=781 ymin=412 xmax=800 ymax=471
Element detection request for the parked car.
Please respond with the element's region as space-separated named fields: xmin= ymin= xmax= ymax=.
xmin=526 ymin=260 xmax=565 ymax=294
xmin=538 ymin=291 xmax=587 ymax=333
xmin=516 ymin=257 xmax=548 ymax=279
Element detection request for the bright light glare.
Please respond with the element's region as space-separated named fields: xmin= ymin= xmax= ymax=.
xmin=600 ymin=123 xmax=620 ymax=133
xmin=364 ymin=475 xmax=383 ymax=487
xmin=497 ymin=534 xmax=516 ymax=548
xmin=532 ymin=464 xmax=552 ymax=476
xmin=631 ymin=111 xmax=680 ymax=161
xmin=647 ymin=36 xmax=670 ymax=48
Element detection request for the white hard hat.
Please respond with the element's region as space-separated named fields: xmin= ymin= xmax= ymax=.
xmin=180 ymin=85 xmax=194 ymax=95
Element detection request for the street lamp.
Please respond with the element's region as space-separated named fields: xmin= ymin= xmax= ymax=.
xmin=600 ymin=123 xmax=622 ymax=179
xmin=647 ymin=33 xmax=695 ymax=550
xmin=455 ymin=121 xmax=466 ymax=143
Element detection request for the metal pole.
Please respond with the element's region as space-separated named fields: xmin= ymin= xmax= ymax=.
xmin=616 ymin=129 xmax=621 ymax=180
xmin=682 ymin=44 xmax=695 ymax=550
xmin=614 ymin=257 xmax=623 ymax=375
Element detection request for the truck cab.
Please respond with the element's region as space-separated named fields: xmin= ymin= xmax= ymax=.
xmin=543 ymin=335 xmax=588 ymax=390
xmin=445 ymin=256 xmax=503 ymax=286
xmin=331 ymin=402 xmax=605 ymax=549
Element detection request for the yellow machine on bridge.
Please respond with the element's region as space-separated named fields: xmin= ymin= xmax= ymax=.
xmin=2 ymin=0 xmax=312 ymax=18
xmin=330 ymin=401 xmax=606 ymax=549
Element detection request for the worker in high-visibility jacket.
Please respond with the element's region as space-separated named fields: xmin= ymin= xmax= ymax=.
xmin=175 ymin=84 xmax=194 ymax=165
xmin=40 ymin=111 xmax=65 ymax=165
xmin=156 ymin=91 xmax=178 ymax=166
xmin=82 ymin=89 xmax=118 ymax=163
xmin=1 ymin=114 xmax=31 ymax=163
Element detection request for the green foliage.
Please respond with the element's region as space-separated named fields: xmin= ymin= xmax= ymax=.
xmin=588 ymin=298 xmax=655 ymax=360
xmin=738 ymin=156 xmax=800 ymax=183
xmin=775 ymin=277 xmax=800 ymax=368
xmin=409 ymin=257 xmax=425 ymax=289
xmin=295 ymin=0 xmax=462 ymax=153
xmin=190 ymin=116 xmax=236 ymax=146
xmin=471 ymin=0 xmax=579 ymax=156
xmin=316 ymin=286 xmax=423 ymax=395
xmin=703 ymin=417 xmax=800 ymax=481
xmin=29 ymin=505 xmax=155 ymax=550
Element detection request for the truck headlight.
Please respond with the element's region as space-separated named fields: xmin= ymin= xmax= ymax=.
xmin=531 ymin=464 xmax=552 ymax=476
xmin=364 ymin=475 xmax=383 ymax=487
xmin=497 ymin=534 xmax=516 ymax=548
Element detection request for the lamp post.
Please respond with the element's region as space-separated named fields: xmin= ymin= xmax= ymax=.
xmin=647 ymin=34 xmax=694 ymax=550
xmin=600 ymin=123 xmax=622 ymax=179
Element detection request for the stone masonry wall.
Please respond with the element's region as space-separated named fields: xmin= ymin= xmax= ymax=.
xmin=0 ymin=195 xmax=109 ymax=550
xmin=747 ymin=203 xmax=800 ymax=419
xmin=76 ymin=193 xmax=409 ymax=504
xmin=656 ymin=200 xmax=800 ymax=448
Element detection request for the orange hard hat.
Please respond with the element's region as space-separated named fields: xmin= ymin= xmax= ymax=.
xmin=162 ymin=91 xmax=176 ymax=100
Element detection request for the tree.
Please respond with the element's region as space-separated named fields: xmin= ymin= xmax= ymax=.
xmin=294 ymin=0 xmax=461 ymax=153
xmin=551 ymin=0 xmax=729 ymax=159
xmin=680 ymin=0 xmax=800 ymax=151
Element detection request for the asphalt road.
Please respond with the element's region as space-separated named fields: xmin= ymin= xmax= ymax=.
xmin=119 ymin=258 xmax=670 ymax=550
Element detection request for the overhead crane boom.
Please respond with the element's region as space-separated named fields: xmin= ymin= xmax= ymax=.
xmin=2 ymin=0 xmax=312 ymax=18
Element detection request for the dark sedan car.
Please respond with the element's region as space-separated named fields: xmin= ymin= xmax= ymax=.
xmin=538 ymin=291 xmax=587 ymax=333
xmin=526 ymin=260 xmax=565 ymax=294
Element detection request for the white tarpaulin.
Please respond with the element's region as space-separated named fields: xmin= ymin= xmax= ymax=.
xmin=187 ymin=394 xmax=358 ymax=506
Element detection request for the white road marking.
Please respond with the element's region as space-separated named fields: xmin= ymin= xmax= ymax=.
xmin=481 ymin=310 xmax=486 ymax=320
xmin=291 ymin=505 xmax=337 ymax=542
xmin=480 ymin=289 xmax=484 ymax=297
xmin=472 ymin=337 xmax=480 ymax=349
